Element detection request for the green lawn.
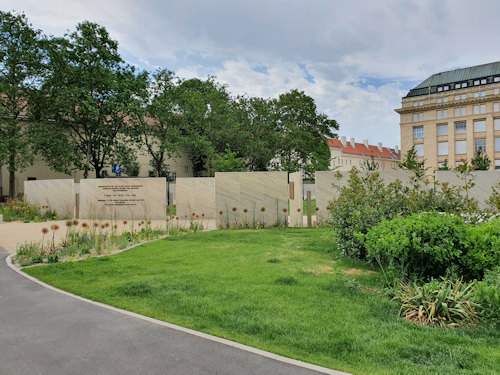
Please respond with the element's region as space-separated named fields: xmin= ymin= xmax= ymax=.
xmin=25 ymin=229 xmax=499 ymax=375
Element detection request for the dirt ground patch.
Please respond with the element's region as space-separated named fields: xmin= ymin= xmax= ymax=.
xmin=341 ymin=268 xmax=376 ymax=276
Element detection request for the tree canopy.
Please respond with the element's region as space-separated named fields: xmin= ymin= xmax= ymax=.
xmin=0 ymin=11 xmax=340 ymax=185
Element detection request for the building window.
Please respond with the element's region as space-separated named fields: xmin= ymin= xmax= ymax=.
xmin=494 ymin=103 xmax=499 ymax=112
xmin=481 ymin=90 xmax=486 ymax=97
xmin=473 ymin=105 xmax=485 ymax=115
xmin=444 ymin=86 xmax=449 ymax=91
xmin=455 ymin=122 xmax=467 ymax=134
xmin=475 ymin=138 xmax=486 ymax=153
xmin=414 ymin=143 xmax=424 ymax=157
xmin=437 ymin=124 xmax=448 ymax=136
xmin=495 ymin=118 xmax=500 ymax=131
xmin=443 ymin=97 xmax=448 ymax=103
xmin=462 ymin=82 xmax=467 ymax=88
xmin=437 ymin=110 xmax=442 ymax=119
xmin=413 ymin=101 xmax=418 ymax=107
xmin=495 ymin=77 xmax=500 ymax=83
xmin=438 ymin=142 xmax=448 ymax=156
xmin=496 ymin=159 xmax=500 ymax=170
xmin=455 ymin=83 xmax=461 ymax=89
xmin=474 ymin=119 xmax=486 ymax=132
xmin=437 ymin=98 xmax=442 ymax=103
xmin=455 ymin=95 xmax=460 ymax=100
xmin=495 ymin=88 xmax=500 ymax=95
xmin=481 ymin=79 xmax=487 ymax=84
xmin=456 ymin=160 xmax=465 ymax=168
xmin=454 ymin=107 xmax=466 ymax=117
xmin=456 ymin=140 xmax=467 ymax=154
xmin=474 ymin=80 xmax=480 ymax=86
xmin=495 ymin=137 xmax=500 ymax=152
xmin=413 ymin=126 xmax=424 ymax=138
xmin=438 ymin=86 xmax=443 ymax=92
xmin=184 ymin=165 xmax=189 ymax=173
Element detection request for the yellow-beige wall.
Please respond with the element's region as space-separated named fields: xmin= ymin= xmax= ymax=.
xmin=329 ymin=147 xmax=399 ymax=171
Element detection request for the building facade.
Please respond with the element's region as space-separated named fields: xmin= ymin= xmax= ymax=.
xmin=328 ymin=136 xmax=400 ymax=171
xmin=396 ymin=61 xmax=500 ymax=171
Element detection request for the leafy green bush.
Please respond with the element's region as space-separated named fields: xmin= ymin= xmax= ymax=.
xmin=476 ymin=267 xmax=500 ymax=325
xmin=393 ymin=278 xmax=480 ymax=327
xmin=364 ymin=212 xmax=469 ymax=280
xmin=461 ymin=218 xmax=500 ymax=279
xmin=328 ymin=169 xmax=467 ymax=259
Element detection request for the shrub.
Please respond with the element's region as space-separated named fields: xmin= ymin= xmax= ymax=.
xmin=476 ymin=267 xmax=500 ymax=325
xmin=364 ymin=212 xmax=469 ymax=280
xmin=393 ymin=278 xmax=480 ymax=327
xmin=461 ymin=218 xmax=500 ymax=279
xmin=328 ymin=169 xmax=467 ymax=259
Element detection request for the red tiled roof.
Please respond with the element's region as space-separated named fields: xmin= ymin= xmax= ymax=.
xmin=327 ymin=138 xmax=400 ymax=160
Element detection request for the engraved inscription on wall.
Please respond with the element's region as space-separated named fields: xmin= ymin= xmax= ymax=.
xmin=97 ymin=184 xmax=145 ymax=207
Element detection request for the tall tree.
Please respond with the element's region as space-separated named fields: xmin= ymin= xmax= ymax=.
xmin=272 ymin=89 xmax=338 ymax=177
xmin=132 ymin=69 xmax=182 ymax=177
xmin=0 ymin=11 xmax=47 ymax=198
xmin=175 ymin=77 xmax=234 ymax=176
xmin=39 ymin=21 xmax=147 ymax=178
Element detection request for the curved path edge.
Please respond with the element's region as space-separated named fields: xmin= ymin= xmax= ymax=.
xmin=5 ymin=253 xmax=350 ymax=375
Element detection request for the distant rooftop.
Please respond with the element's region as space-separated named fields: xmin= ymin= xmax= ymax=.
xmin=406 ymin=61 xmax=500 ymax=98
xmin=327 ymin=137 xmax=400 ymax=160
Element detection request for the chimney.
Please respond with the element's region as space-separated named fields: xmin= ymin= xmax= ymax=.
xmin=395 ymin=145 xmax=399 ymax=153
xmin=340 ymin=136 xmax=346 ymax=146
xmin=377 ymin=142 xmax=383 ymax=152
xmin=350 ymin=137 xmax=355 ymax=148
xmin=363 ymin=139 xmax=369 ymax=149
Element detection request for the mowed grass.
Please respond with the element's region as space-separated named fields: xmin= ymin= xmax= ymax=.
xmin=25 ymin=229 xmax=499 ymax=375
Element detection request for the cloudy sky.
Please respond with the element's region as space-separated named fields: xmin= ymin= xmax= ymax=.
xmin=3 ymin=0 xmax=500 ymax=148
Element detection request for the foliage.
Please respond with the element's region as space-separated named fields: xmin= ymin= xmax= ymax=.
xmin=210 ymin=147 xmax=245 ymax=174
xmin=133 ymin=69 xmax=183 ymax=177
xmin=360 ymin=155 xmax=379 ymax=171
xmin=461 ymin=218 xmax=500 ymax=280
xmin=328 ymin=169 xmax=467 ymax=259
xmin=0 ymin=199 xmax=58 ymax=222
xmin=476 ymin=267 xmax=500 ymax=325
xmin=0 ymin=11 xmax=47 ymax=197
xmin=364 ymin=213 xmax=469 ymax=281
xmin=471 ymin=149 xmax=491 ymax=170
xmin=271 ymin=90 xmax=338 ymax=177
xmin=398 ymin=146 xmax=426 ymax=180
xmin=487 ymin=182 xmax=500 ymax=211
xmin=393 ymin=278 xmax=480 ymax=327
xmin=454 ymin=161 xmax=479 ymax=213
xmin=438 ymin=159 xmax=449 ymax=170
xmin=37 ymin=21 xmax=148 ymax=178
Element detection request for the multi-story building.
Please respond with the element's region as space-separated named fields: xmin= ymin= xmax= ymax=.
xmin=396 ymin=61 xmax=500 ymax=171
xmin=328 ymin=136 xmax=400 ymax=171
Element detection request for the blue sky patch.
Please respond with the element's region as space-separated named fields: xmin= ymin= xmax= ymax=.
xmin=299 ymin=64 xmax=315 ymax=83
xmin=252 ymin=65 xmax=269 ymax=75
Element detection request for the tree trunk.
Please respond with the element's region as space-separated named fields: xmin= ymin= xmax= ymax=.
xmin=8 ymin=153 xmax=15 ymax=199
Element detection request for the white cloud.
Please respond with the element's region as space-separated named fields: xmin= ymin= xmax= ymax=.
xmin=4 ymin=0 xmax=500 ymax=148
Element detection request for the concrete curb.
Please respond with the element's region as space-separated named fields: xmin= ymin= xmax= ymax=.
xmin=5 ymin=252 xmax=350 ymax=375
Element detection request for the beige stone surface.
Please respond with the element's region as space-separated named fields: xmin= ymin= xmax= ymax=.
xmin=79 ymin=178 xmax=166 ymax=220
xmin=289 ymin=172 xmax=303 ymax=227
xmin=315 ymin=170 xmax=415 ymax=217
xmin=215 ymin=172 xmax=288 ymax=227
xmin=0 ymin=219 xmax=217 ymax=255
xmin=435 ymin=171 xmax=500 ymax=208
xmin=24 ymin=179 xmax=75 ymax=218
xmin=176 ymin=178 xmax=215 ymax=219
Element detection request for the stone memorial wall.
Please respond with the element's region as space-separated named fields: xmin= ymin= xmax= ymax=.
xmin=176 ymin=177 xmax=215 ymax=219
xmin=215 ymin=172 xmax=288 ymax=227
xmin=24 ymin=179 xmax=75 ymax=218
xmin=79 ymin=178 xmax=166 ymax=220
xmin=289 ymin=172 xmax=303 ymax=227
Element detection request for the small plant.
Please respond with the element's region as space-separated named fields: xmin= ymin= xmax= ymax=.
xmin=274 ymin=276 xmax=298 ymax=285
xmin=393 ymin=278 xmax=480 ymax=327
xmin=476 ymin=266 xmax=500 ymax=325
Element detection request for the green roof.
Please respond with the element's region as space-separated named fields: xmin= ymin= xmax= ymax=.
xmin=407 ymin=61 xmax=500 ymax=97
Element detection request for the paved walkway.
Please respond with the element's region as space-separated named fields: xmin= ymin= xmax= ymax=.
xmin=0 ymin=224 xmax=348 ymax=375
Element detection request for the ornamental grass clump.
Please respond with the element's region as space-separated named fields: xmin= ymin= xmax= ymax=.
xmin=393 ymin=278 xmax=480 ymax=327
xmin=476 ymin=266 xmax=500 ymax=325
